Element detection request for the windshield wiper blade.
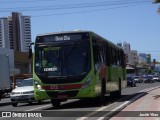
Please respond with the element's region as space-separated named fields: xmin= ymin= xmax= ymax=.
xmin=64 ymin=41 xmax=77 ymax=61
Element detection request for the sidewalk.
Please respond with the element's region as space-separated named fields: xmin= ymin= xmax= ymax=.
xmin=109 ymin=87 xmax=160 ymax=120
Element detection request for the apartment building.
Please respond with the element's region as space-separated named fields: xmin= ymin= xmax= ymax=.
xmin=123 ymin=42 xmax=138 ymax=65
xmin=0 ymin=18 xmax=10 ymax=49
xmin=0 ymin=12 xmax=31 ymax=52
xmin=0 ymin=12 xmax=32 ymax=74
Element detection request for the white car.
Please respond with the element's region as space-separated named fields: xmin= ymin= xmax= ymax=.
xmin=10 ymin=78 xmax=40 ymax=107
xmin=153 ymin=75 xmax=160 ymax=82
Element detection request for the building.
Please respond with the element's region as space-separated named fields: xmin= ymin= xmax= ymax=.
xmin=0 ymin=18 xmax=10 ymax=49
xmin=0 ymin=12 xmax=31 ymax=52
xmin=138 ymin=53 xmax=152 ymax=65
xmin=0 ymin=47 xmax=32 ymax=75
xmin=0 ymin=12 xmax=32 ymax=75
xmin=123 ymin=42 xmax=138 ymax=65
xmin=14 ymin=51 xmax=32 ymax=74
xmin=123 ymin=42 xmax=130 ymax=52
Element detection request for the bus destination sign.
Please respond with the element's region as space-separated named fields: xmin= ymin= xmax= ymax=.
xmin=55 ymin=35 xmax=70 ymax=41
xmin=36 ymin=33 xmax=89 ymax=43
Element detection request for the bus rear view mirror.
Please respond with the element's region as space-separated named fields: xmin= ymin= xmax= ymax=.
xmin=28 ymin=48 xmax=32 ymax=59
xmin=28 ymin=42 xmax=34 ymax=59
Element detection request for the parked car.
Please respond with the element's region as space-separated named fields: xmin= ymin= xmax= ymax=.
xmin=127 ymin=77 xmax=136 ymax=87
xmin=133 ymin=76 xmax=140 ymax=83
xmin=142 ymin=75 xmax=154 ymax=83
xmin=152 ymin=75 xmax=160 ymax=82
xmin=10 ymin=78 xmax=41 ymax=107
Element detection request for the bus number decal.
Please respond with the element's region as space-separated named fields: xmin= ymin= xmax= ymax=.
xmin=44 ymin=67 xmax=57 ymax=71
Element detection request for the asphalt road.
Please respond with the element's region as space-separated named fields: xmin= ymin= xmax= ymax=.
xmin=1 ymin=82 xmax=160 ymax=120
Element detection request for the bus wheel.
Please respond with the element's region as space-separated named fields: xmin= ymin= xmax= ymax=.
xmin=51 ymin=99 xmax=61 ymax=108
xmin=12 ymin=103 xmax=18 ymax=107
xmin=100 ymin=79 xmax=106 ymax=106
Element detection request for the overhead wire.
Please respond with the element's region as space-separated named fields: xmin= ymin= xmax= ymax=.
xmin=0 ymin=0 xmax=58 ymax=3
xmin=0 ymin=0 xmax=150 ymax=13
xmin=32 ymin=2 xmax=149 ymax=17
xmin=0 ymin=0 xmax=151 ymax=18
xmin=0 ymin=0 xmax=149 ymax=3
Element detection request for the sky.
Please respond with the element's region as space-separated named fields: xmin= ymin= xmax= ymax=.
xmin=0 ymin=0 xmax=160 ymax=61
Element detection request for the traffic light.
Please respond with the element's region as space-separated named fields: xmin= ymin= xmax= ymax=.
xmin=154 ymin=0 xmax=160 ymax=3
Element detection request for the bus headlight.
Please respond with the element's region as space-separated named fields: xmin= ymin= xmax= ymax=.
xmin=82 ymin=77 xmax=92 ymax=88
xmin=35 ymin=81 xmax=43 ymax=90
xmin=37 ymin=85 xmax=42 ymax=90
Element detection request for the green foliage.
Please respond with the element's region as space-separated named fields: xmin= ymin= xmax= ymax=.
xmin=145 ymin=69 xmax=153 ymax=74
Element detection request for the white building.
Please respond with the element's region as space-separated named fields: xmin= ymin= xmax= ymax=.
xmin=0 ymin=18 xmax=10 ymax=49
xmin=0 ymin=12 xmax=31 ymax=52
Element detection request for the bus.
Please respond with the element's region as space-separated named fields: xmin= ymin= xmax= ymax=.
xmin=126 ymin=65 xmax=135 ymax=77
xmin=28 ymin=30 xmax=126 ymax=107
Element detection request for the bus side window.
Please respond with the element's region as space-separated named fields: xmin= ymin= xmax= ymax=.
xmin=106 ymin=43 xmax=110 ymax=66
xmin=93 ymin=39 xmax=101 ymax=71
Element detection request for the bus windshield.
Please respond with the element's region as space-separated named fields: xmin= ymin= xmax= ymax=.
xmin=35 ymin=42 xmax=91 ymax=77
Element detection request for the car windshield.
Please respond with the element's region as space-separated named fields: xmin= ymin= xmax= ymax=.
xmin=18 ymin=79 xmax=33 ymax=87
xmin=35 ymin=42 xmax=91 ymax=77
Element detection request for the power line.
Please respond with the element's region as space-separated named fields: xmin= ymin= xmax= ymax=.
xmin=0 ymin=0 xmax=149 ymax=4
xmin=31 ymin=2 xmax=149 ymax=17
xmin=0 ymin=0 xmax=58 ymax=3
xmin=139 ymin=51 xmax=160 ymax=53
xmin=0 ymin=1 xmax=150 ymax=13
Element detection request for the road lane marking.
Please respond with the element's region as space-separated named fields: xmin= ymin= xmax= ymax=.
xmin=25 ymin=86 xmax=160 ymax=119
xmin=76 ymin=95 xmax=131 ymax=120
xmin=76 ymin=102 xmax=118 ymax=120
xmin=25 ymin=104 xmax=51 ymax=111
xmin=139 ymin=85 xmax=160 ymax=93
xmin=25 ymin=99 xmax=78 ymax=111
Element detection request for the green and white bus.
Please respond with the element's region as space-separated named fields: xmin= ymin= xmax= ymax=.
xmin=29 ymin=30 xmax=127 ymax=107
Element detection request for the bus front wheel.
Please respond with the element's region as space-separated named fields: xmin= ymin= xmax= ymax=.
xmin=51 ymin=99 xmax=61 ymax=108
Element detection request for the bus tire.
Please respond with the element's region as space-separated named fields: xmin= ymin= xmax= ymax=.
xmin=12 ymin=103 xmax=18 ymax=107
xmin=100 ymin=79 xmax=106 ymax=106
xmin=51 ymin=99 xmax=61 ymax=108
xmin=118 ymin=77 xmax=122 ymax=96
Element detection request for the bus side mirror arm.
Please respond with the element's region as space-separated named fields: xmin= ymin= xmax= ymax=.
xmin=28 ymin=42 xmax=34 ymax=59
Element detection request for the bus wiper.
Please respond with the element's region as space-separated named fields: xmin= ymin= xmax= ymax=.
xmin=67 ymin=72 xmax=87 ymax=77
xmin=48 ymin=76 xmax=68 ymax=78
xmin=64 ymin=41 xmax=77 ymax=61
